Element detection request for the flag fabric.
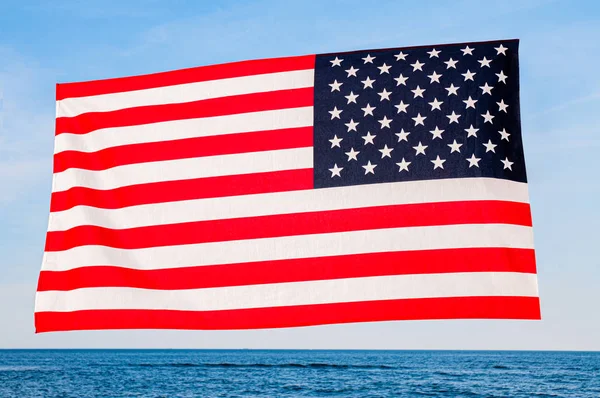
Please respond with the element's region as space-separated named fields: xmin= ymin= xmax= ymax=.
xmin=35 ymin=39 xmax=540 ymax=333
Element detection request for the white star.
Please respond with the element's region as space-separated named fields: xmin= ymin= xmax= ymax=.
xmin=330 ymin=57 xmax=343 ymax=67
xmin=396 ymin=129 xmax=410 ymax=142
xmin=465 ymin=124 xmax=479 ymax=138
xmin=362 ymin=161 xmax=377 ymax=175
xmin=362 ymin=131 xmax=376 ymax=145
xmin=478 ymin=57 xmax=492 ymax=68
xmin=361 ymin=76 xmax=376 ymax=89
xmin=413 ymin=141 xmax=428 ymax=155
xmin=431 ymin=155 xmax=446 ymax=169
xmin=329 ymin=80 xmax=343 ymax=92
xmin=378 ymin=116 xmax=392 ymax=129
xmin=361 ymin=103 xmax=376 ymax=116
xmin=428 ymin=48 xmax=441 ymax=58
xmin=345 ymin=147 xmax=360 ymax=161
xmin=447 ymin=111 xmax=461 ymax=124
xmin=377 ymin=63 xmax=392 ymax=74
xmin=345 ymin=91 xmax=359 ymax=104
xmin=411 ymin=85 xmax=426 ymax=98
xmin=329 ymin=135 xmax=343 ymax=148
xmin=461 ymin=46 xmax=474 ymax=55
xmin=379 ymin=144 xmax=394 ymax=158
xmin=445 ymin=83 xmax=459 ymax=96
xmin=429 ymin=98 xmax=443 ymax=111
xmin=362 ymin=54 xmax=376 ymax=64
xmin=412 ymin=113 xmax=427 ymax=126
xmin=496 ymin=71 xmax=508 ymax=84
xmin=463 ymin=96 xmax=478 ymax=109
xmin=480 ymin=82 xmax=494 ymax=95
xmin=378 ymin=88 xmax=392 ymax=101
xmin=427 ymin=71 xmax=442 ymax=83
xmin=395 ymin=51 xmax=408 ymax=61
xmin=481 ymin=111 xmax=495 ymax=124
xmin=394 ymin=74 xmax=408 ymax=86
xmin=501 ymin=157 xmax=514 ymax=170
xmin=410 ymin=60 xmax=425 ymax=71
xmin=462 ymin=69 xmax=476 ymax=81
xmin=345 ymin=119 xmax=359 ymax=132
xmin=329 ymin=106 xmax=342 ymax=120
xmin=329 ymin=163 xmax=343 ymax=177
xmin=497 ymin=99 xmax=509 ymax=113
xmin=467 ymin=154 xmax=481 ymax=168
xmin=499 ymin=128 xmax=511 ymax=141
xmin=444 ymin=58 xmax=458 ymax=69
xmin=345 ymin=66 xmax=359 ymax=77
xmin=430 ymin=126 xmax=445 ymax=140
xmin=483 ymin=139 xmax=497 ymax=153
xmin=448 ymin=139 xmax=463 ymax=153
xmin=396 ymin=158 xmax=411 ymax=172
xmin=495 ymin=44 xmax=508 ymax=55
xmin=395 ymin=100 xmax=410 ymax=113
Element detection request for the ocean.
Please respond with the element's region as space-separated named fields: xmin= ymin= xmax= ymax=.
xmin=0 ymin=350 xmax=598 ymax=397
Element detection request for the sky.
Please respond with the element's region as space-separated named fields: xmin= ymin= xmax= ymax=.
xmin=1 ymin=0 xmax=599 ymax=350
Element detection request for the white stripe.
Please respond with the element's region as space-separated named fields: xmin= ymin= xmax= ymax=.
xmin=56 ymin=69 xmax=314 ymax=118
xmin=42 ymin=224 xmax=534 ymax=271
xmin=54 ymin=107 xmax=313 ymax=154
xmin=34 ymin=272 xmax=539 ymax=313
xmin=52 ymin=147 xmax=312 ymax=192
xmin=49 ymin=178 xmax=530 ymax=231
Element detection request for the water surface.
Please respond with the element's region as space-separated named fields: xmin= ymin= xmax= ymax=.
xmin=0 ymin=349 xmax=598 ymax=397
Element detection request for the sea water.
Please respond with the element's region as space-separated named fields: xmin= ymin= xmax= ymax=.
xmin=0 ymin=350 xmax=598 ymax=397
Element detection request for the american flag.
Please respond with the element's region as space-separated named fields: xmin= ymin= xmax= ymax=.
xmin=35 ymin=39 xmax=540 ymax=333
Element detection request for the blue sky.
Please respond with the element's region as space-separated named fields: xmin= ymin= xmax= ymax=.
xmin=1 ymin=0 xmax=599 ymax=349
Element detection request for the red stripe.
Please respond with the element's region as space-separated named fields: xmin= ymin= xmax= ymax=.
xmin=56 ymin=55 xmax=316 ymax=100
xmin=34 ymin=296 xmax=541 ymax=332
xmin=55 ymin=87 xmax=314 ymax=136
xmin=53 ymin=127 xmax=313 ymax=173
xmin=37 ymin=248 xmax=537 ymax=291
xmin=49 ymin=169 xmax=313 ymax=212
xmin=45 ymin=201 xmax=532 ymax=251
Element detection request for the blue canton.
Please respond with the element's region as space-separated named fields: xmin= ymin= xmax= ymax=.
xmin=313 ymin=39 xmax=526 ymax=188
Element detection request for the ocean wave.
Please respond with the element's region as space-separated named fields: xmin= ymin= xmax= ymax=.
xmin=131 ymin=362 xmax=396 ymax=370
xmin=0 ymin=366 xmax=42 ymax=372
